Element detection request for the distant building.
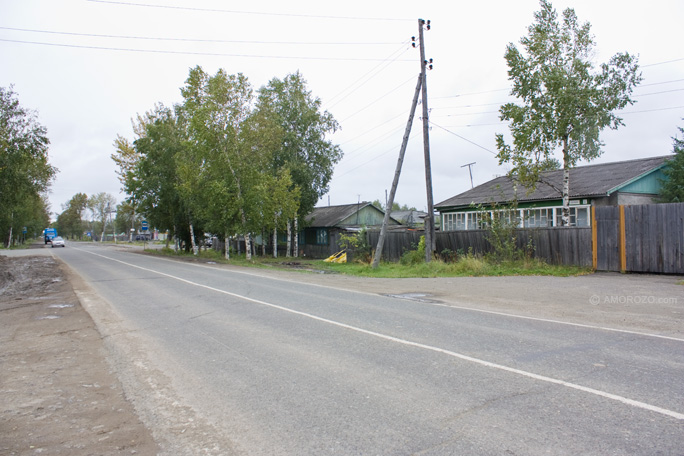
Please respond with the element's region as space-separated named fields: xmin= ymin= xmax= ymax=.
xmin=300 ymin=202 xmax=400 ymax=257
xmin=390 ymin=210 xmax=427 ymax=228
xmin=435 ymin=156 xmax=671 ymax=230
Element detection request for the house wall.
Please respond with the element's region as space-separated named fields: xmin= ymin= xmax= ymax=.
xmin=339 ymin=205 xmax=393 ymax=226
xmin=616 ymin=192 xmax=660 ymax=205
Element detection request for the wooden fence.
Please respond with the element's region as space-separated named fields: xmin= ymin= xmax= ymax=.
xmin=366 ymin=227 xmax=592 ymax=266
xmin=211 ymin=203 xmax=682 ymax=274
xmin=593 ymin=203 xmax=684 ymax=274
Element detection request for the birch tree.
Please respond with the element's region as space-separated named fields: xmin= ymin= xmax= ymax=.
xmin=495 ymin=0 xmax=641 ymax=225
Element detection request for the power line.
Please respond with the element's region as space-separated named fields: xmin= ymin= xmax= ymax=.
xmin=86 ymin=0 xmax=413 ymax=22
xmin=339 ymin=74 xmax=417 ymax=122
xmin=642 ymin=57 xmax=684 ymax=68
xmin=621 ymin=105 xmax=684 ymax=114
xmin=325 ymin=43 xmax=411 ymax=109
xmin=0 ymin=38 xmax=415 ymax=62
xmin=0 ymin=26 xmax=400 ymax=46
xmin=429 ymin=121 xmax=497 ymax=155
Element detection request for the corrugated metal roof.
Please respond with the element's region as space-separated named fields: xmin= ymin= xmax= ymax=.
xmin=435 ymin=155 xmax=671 ymax=209
xmin=305 ymin=202 xmax=372 ymax=227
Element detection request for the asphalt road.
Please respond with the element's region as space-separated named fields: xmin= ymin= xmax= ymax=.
xmin=50 ymin=243 xmax=683 ymax=455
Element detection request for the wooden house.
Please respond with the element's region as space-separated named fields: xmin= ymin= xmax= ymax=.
xmin=436 ymin=156 xmax=671 ymax=230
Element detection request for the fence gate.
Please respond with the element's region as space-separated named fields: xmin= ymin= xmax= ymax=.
xmin=592 ymin=203 xmax=684 ymax=274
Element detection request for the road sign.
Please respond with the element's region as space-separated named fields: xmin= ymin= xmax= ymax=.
xmin=141 ymin=221 xmax=149 ymax=232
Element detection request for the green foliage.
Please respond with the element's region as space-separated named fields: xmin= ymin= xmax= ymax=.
xmin=495 ymin=0 xmax=641 ymax=224
xmin=256 ymin=72 xmax=342 ymax=219
xmin=56 ymin=192 xmax=88 ymax=239
xmin=400 ymin=236 xmax=426 ymax=266
xmin=0 ymin=86 xmax=56 ymax=246
xmin=112 ymin=67 xmax=336 ymax=256
xmin=659 ymin=125 xmax=684 ymax=203
xmin=338 ymin=227 xmax=372 ymax=263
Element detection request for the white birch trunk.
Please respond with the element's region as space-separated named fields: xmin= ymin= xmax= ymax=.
xmin=189 ymin=222 xmax=198 ymax=255
xmin=286 ymin=220 xmax=292 ymax=258
xmin=245 ymin=233 xmax=252 ymax=260
xmin=262 ymin=229 xmax=266 ymax=256
xmin=224 ymin=232 xmax=230 ymax=260
xmin=294 ymin=218 xmax=299 ymax=258
xmin=273 ymin=226 xmax=278 ymax=258
xmin=7 ymin=216 xmax=13 ymax=247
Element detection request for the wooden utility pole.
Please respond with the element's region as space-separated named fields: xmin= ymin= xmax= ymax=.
xmin=372 ymin=75 xmax=423 ymax=268
xmin=418 ymin=18 xmax=435 ymax=262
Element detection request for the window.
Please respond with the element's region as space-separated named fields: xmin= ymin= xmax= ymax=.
xmin=316 ymin=228 xmax=328 ymax=245
xmin=524 ymin=208 xmax=552 ymax=228
xmin=442 ymin=212 xmax=466 ymax=231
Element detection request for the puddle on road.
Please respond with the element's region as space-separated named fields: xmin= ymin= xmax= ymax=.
xmin=48 ymin=303 xmax=74 ymax=309
xmin=36 ymin=315 xmax=62 ymax=320
xmin=382 ymin=292 xmax=441 ymax=303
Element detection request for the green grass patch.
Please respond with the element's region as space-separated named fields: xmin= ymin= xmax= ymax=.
xmin=314 ymin=256 xmax=590 ymax=278
xmin=141 ymin=247 xmax=590 ymax=278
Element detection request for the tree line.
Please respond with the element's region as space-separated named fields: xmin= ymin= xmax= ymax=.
xmin=111 ymin=67 xmax=342 ymax=257
xmin=0 ymin=86 xmax=56 ymax=247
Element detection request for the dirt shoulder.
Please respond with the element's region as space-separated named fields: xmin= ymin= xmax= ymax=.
xmin=0 ymin=252 xmax=159 ymax=455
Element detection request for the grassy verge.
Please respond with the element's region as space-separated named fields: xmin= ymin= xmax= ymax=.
xmin=142 ymin=247 xmax=590 ymax=278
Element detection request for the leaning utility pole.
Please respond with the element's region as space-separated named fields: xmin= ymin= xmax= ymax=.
xmin=418 ymin=18 xmax=435 ymax=262
xmin=371 ymin=74 xmax=423 ymax=268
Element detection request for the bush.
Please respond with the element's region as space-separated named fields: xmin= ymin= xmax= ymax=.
xmin=338 ymin=227 xmax=372 ymax=263
xmin=400 ymin=236 xmax=426 ymax=265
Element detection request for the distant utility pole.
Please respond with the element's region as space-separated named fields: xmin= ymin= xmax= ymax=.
xmin=418 ymin=18 xmax=435 ymax=262
xmin=462 ymin=162 xmax=476 ymax=188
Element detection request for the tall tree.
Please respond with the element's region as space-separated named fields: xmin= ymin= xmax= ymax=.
xmin=659 ymin=125 xmax=684 ymax=203
xmin=495 ymin=0 xmax=641 ymax=225
xmin=256 ymin=72 xmax=342 ymax=220
xmin=0 ymin=86 xmax=57 ymax=246
xmin=56 ymin=192 xmax=88 ymax=239
xmin=88 ymin=192 xmax=117 ymax=241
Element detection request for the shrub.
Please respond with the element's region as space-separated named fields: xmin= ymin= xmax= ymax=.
xmin=400 ymin=236 xmax=426 ymax=265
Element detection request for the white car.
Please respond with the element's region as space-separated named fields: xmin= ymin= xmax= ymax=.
xmin=51 ymin=236 xmax=66 ymax=248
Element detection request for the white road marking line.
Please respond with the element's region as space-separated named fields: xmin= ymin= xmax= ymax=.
xmin=75 ymin=247 xmax=684 ymax=421
xmin=129 ymin=248 xmax=684 ymax=343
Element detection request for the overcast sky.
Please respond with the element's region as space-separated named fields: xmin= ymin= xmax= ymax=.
xmin=3 ymin=0 xmax=683 ymax=219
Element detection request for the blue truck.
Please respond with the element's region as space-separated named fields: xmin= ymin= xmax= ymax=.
xmin=44 ymin=228 xmax=58 ymax=244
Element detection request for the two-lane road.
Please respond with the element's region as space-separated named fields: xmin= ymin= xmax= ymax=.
xmin=53 ymin=243 xmax=683 ymax=455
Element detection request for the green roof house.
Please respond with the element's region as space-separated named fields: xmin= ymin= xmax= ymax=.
xmin=435 ymin=156 xmax=671 ymax=231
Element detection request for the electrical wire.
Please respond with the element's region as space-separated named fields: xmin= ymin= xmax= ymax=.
xmin=0 ymin=38 xmax=414 ymax=61
xmin=0 ymin=26 xmax=400 ymax=46
xmin=339 ymin=75 xmax=417 ymax=122
xmin=86 ymin=0 xmax=414 ymax=22
xmin=428 ymin=121 xmax=497 ymax=155
xmin=325 ymin=43 xmax=412 ymax=109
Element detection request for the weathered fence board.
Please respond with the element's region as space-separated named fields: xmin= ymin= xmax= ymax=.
xmin=623 ymin=203 xmax=684 ymax=274
xmin=594 ymin=206 xmax=620 ymax=272
xmin=365 ymin=227 xmax=592 ymax=265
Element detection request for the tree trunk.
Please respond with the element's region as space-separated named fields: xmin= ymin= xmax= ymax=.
xmin=189 ymin=222 xmax=198 ymax=255
xmin=286 ymin=220 xmax=292 ymax=257
xmin=245 ymin=233 xmax=251 ymax=260
xmin=224 ymin=232 xmax=230 ymax=260
xmin=294 ymin=218 xmax=299 ymax=258
xmin=562 ymin=136 xmax=570 ymax=227
xmin=262 ymin=228 xmax=266 ymax=256
xmin=273 ymin=226 xmax=278 ymax=259
xmin=7 ymin=215 xmax=13 ymax=248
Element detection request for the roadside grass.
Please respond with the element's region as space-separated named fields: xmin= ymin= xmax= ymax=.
xmin=144 ymin=247 xmax=590 ymax=278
